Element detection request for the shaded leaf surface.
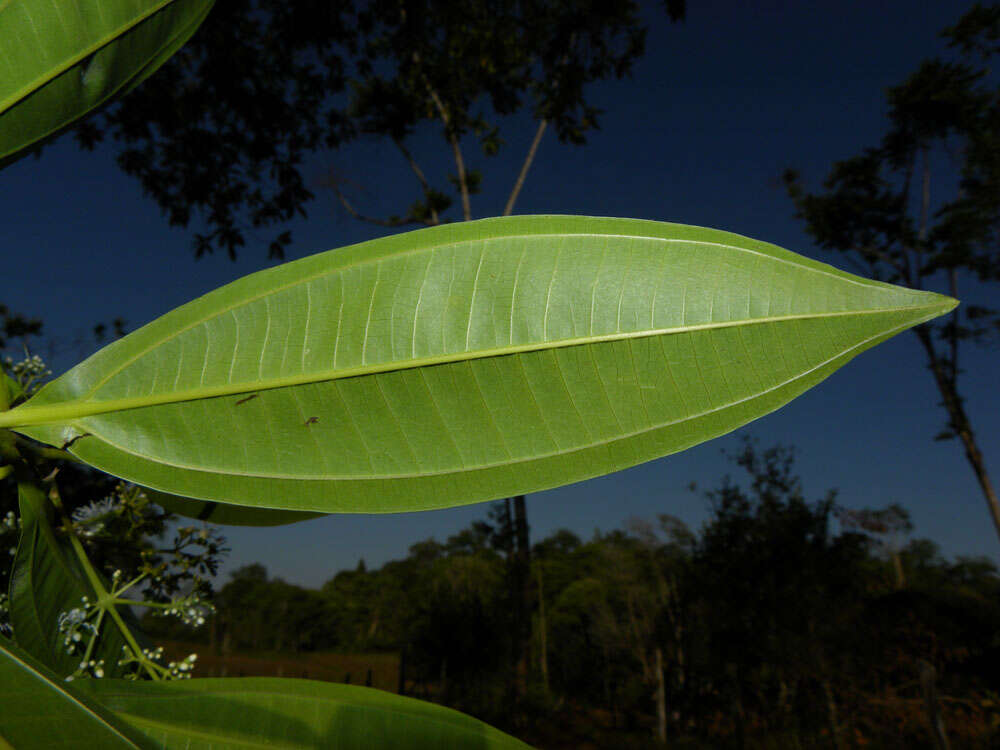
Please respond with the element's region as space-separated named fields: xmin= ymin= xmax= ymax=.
xmin=80 ymin=677 xmax=532 ymax=749
xmin=2 ymin=217 xmax=956 ymax=513
xmin=0 ymin=0 xmax=214 ymax=167
xmin=0 ymin=636 xmax=150 ymax=749
xmin=148 ymin=490 xmax=323 ymax=526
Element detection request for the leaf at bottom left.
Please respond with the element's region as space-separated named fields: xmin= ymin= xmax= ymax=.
xmin=0 ymin=635 xmax=152 ymax=749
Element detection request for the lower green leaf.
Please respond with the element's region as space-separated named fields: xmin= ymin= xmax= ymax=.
xmin=80 ymin=677 xmax=533 ymax=749
xmin=148 ymin=490 xmax=324 ymax=526
xmin=0 ymin=635 xmax=151 ymax=749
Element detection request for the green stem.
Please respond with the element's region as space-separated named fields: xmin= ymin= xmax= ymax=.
xmin=50 ymin=487 xmax=162 ymax=681
xmin=0 ymin=465 xmax=12 ymax=481
xmin=77 ymin=608 xmax=106 ymax=672
xmin=112 ymin=571 xmax=147 ymax=599
xmin=0 ymin=302 xmax=957 ymax=430
xmin=128 ymin=599 xmax=171 ymax=609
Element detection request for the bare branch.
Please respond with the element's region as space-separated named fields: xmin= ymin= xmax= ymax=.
xmin=853 ymin=243 xmax=908 ymax=278
xmin=394 ymin=137 xmax=440 ymax=225
xmin=424 ymin=82 xmax=472 ymax=221
xmin=898 ymin=156 xmax=917 ymax=286
xmin=918 ymin=148 xmax=931 ymax=245
xmin=913 ymin=324 xmax=1000 ymax=543
xmin=333 ymin=185 xmax=433 ymax=229
xmin=504 ymin=119 xmax=548 ymax=216
xmin=949 ymin=268 xmax=959 ymax=385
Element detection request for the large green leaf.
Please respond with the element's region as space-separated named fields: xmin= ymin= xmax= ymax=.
xmin=79 ymin=677 xmax=532 ymax=749
xmin=0 ymin=0 xmax=214 ymax=168
xmin=0 ymin=217 xmax=956 ymax=514
xmin=0 ymin=636 xmax=151 ymax=749
xmin=9 ymin=482 xmax=138 ymax=678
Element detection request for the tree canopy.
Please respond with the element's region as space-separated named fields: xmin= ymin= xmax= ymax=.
xmin=76 ymin=0 xmax=685 ymax=259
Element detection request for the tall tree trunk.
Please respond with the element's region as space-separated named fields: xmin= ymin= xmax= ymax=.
xmin=654 ymin=647 xmax=667 ymax=744
xmin=822 ymin=679 xmax=844 ymax=750
xmin=892 ymin=548 xmax=906 ymax=589
xmin=537 ymin=563 xmax=549 ymax=696
xmin=909 ymin=156 xmax=1000 ymax=545
xmin=398 ymin=643 xmax=407 ymax=696
xmin=919 ymin=660 xmax=952 ymax=750
xmin=914 ymin=326 xmax=1000 ymax=543
xmin=511 ymin=495 xmax=532 ymax=700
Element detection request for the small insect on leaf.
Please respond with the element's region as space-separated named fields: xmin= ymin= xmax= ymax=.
xmin=304 ymin=417 xmax=319 ymax=426
xmin=235 ymin=394 xmax=259 ymax=406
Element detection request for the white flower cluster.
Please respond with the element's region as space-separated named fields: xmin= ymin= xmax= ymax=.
xmin=71 ymin=497 xmax=121 ymax=537
xmin=165 ymin=591 xmax=215 ymax=627
xmin=4 ymin=354 xmax=50 ymax=380
xmin=116 ymin=645 xmax=198 ymax=680
xmin=57 ymin=603 xmax=98 ymax=654
xmin=2 ymin=510 xmax=18 ymax=557
xmin=118 ymin=644 xmax=166 ymax=677
xmin=66 ymin=659 xmax=106 ymax=680
xmin=167 ymin=653 xmax=198 ymax=679
xmin=0 ymin=592 xmax=10 ymax=637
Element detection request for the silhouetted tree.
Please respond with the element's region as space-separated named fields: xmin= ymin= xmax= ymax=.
xmin=784 ymin=4 xmax=1000 ymax=542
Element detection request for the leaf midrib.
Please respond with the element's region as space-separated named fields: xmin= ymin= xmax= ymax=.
xmin=83 ymin=232 xmax=898 ymax=396
xmin=0 ymin=306 xmax=945 ymax=430
xmin=73 ymin=308 xmax=942 ymax=482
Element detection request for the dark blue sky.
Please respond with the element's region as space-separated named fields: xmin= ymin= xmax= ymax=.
xmin=3 ymin=0 xmax=996 ymax=587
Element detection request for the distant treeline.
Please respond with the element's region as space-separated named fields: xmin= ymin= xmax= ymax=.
xmin=145 ymin=442 xmax=1000 ymax=749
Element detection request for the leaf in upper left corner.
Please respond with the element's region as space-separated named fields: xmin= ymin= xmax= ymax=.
xmin=0 ymin=0 xmax=215 ymax=168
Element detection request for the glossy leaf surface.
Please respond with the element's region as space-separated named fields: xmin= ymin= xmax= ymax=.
xmin=9 ymin=482 xmax=135 ymax=678
xmin=0 ymin=0 xmax=214 ymax=167
xmin=0 ymin=636 xmax=150 ymax=749
xmin=2 ymin=217 xmax=956 ymax=513
xmin=80 ymin=677 xmax=532 ymax=749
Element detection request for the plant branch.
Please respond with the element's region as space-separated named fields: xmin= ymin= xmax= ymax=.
xmin=949 ymin=269 xmax=959 ymax=384
xmin=852 ymin=244 xmax=907 ymax=278
xmin=898 ymin=156 xmax=917 ymax=286
xmin=332 ymin=185 xmax=434 ymax=229
xmin=912 ymin=325 xmax=1000 ymax=544
xmin=909 ymin=147 xmax=931 ymax=285
xmin=424 ymin=83 xmax=472 ymax=220
xmin=79 ymin=607 xmax=105 ymax=669
xmin=49 ymin=483 xmax=162 ymax=680
xmin=394 ymin=137 xmax=440 ymax=225
xmin=504 ymin=119 xmax=548 ymax=216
